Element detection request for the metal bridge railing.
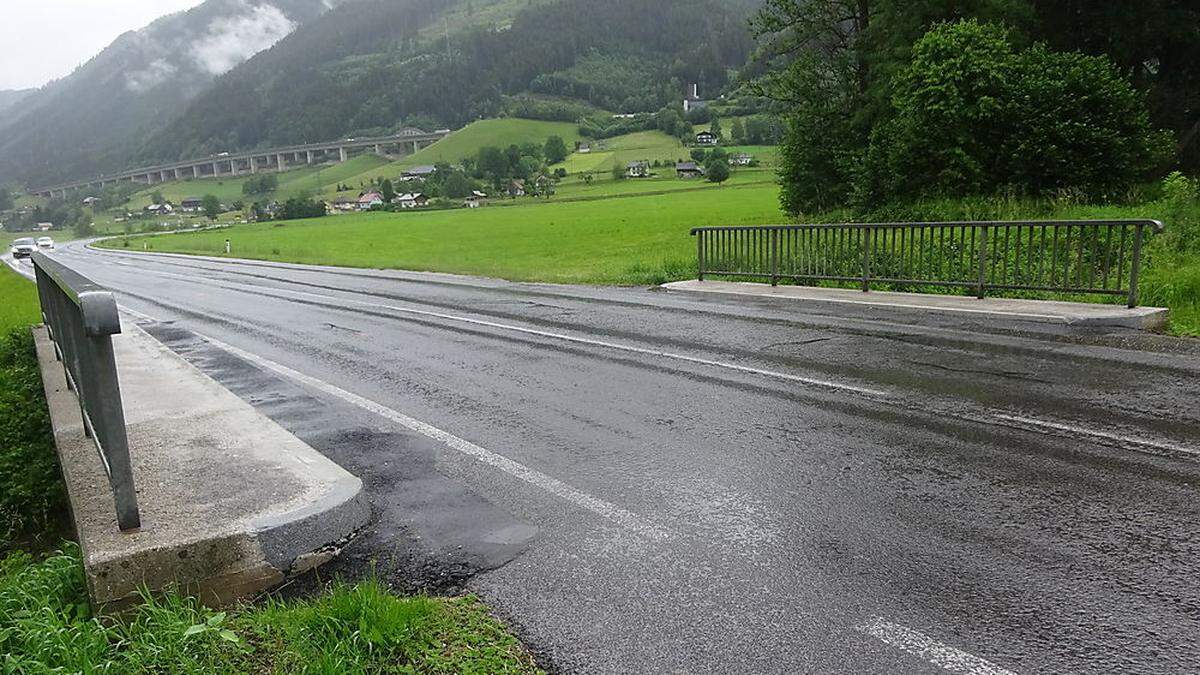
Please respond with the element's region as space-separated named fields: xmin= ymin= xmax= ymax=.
xmin=32 ymin=252 xmax=140 ymax=531
xmin=690 ymin=220 xmax=1163 ymax=308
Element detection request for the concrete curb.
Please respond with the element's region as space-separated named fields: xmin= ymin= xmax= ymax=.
xmin=660 ymin=280 xmax=1170 ymax=331
xmin=33 ymin=324 xmax=370 ymax=610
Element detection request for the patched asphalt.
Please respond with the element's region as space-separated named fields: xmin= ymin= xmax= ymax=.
xmin=33 ymin=243 xmax=1200 ymax=674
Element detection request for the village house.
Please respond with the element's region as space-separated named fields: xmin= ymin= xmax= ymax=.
xmin=395 ymin=192 xmax=428 ymax=209
xmin=508 ymin=180 xmax=526 ymax=197
xmin=695 ymin=130 xmax=718 ymax=146
xmin=676 ymin=161 xmax=705 ymax=179
xmin=463 ymin=190 xmax=488 ymax=208
xmin=330 ymin=197 xmax=358 ymax=213
xmin=626 ymin=161 xmax=651 ymax=178
xmin=36 ymin=222 xmax=54 ymax=231
xmin=729 ymin=152 xmax=754 ymax=166
xmin=81 ymin=196 xmax=101 ymax=206
xmin=180 ymin=197 xmax=204 ymax=213
xmin=144 ymin=203 xmax=173 ymax=215
xmin=577 ymin=143 xmax=591 ymax=154
xmin=358 ymin=190 xmax=384 ymax=210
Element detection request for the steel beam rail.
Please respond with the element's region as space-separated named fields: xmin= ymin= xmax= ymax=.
xmin=32 ymin=251 xmax=139 ymax=531
xmin=690 ymin=220 xmax=1164 ymax=308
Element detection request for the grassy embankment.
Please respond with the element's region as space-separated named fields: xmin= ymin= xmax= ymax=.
xmin=0 ymin=263 xmax=541 ymax=672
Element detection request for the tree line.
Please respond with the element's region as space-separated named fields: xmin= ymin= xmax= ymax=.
xmin=752 ymin=0 xmax=1200 ymax=215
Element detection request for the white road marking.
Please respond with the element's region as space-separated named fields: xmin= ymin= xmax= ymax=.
xmin=119 ymin=305 xmax=668 ymax=539
xmin=859 ymin=616 xmax=1017 ymax=675
xmin=116 ymin=265 xmax=891 ymax=399
xmin=990 ymin=413 xmax=1199 ymax=459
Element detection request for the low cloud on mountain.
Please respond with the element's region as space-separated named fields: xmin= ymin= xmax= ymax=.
xmin=190 ymin=2 xmax=297 ymax=76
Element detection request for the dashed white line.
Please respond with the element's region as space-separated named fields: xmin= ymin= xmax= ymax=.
xmin=119 ymin=305 xmax=668 ymax=539
xmin=859 ymin=616 xmax=1017 ymax=675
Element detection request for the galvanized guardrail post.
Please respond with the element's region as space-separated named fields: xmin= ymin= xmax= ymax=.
xmin=32 ymin=252 xmax=140 ymax=531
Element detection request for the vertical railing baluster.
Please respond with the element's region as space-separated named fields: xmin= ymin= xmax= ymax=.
xmin=976 ymin=225 xmax=989 ymax=299
xmin=1128 ymin=223 xmax=1144 ymax=308
xmin=861 ymin=226 xmax=872 ymax=292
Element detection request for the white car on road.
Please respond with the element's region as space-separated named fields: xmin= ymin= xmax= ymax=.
xmin=37 ymin=236 xmax=55 ymax=250
xmin=10 ymin=237 xmax=36 ymax=259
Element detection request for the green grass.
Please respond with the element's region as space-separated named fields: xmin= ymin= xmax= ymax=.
xmin=0 ymin=264 xmax=64 ymax=551
xmin=0 ymin=544 xmax=542 ymax=673
xmin=397 ymin=118 xmax=582 ymax=167
xmin=103 ymin=182 xmax=785 ymax=285
xmin=555 ymin=131 xmax=688 ymax=176
xmin=0 ymin=263 xmax=40 ymax=340
xmin=558 ymin=150 xmax=614 ymax=175
xmin=277 ymin=155 xmax=392 ymax=201
xmin=100 ymin=182 xmax=1200 ymax=335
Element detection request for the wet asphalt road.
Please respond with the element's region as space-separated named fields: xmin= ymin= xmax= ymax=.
xmin=22 ymin=242 xmax=1200 ymax=673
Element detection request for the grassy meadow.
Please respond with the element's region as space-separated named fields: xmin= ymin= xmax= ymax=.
xmin=106 ymin=182 xmax=785 ymax=284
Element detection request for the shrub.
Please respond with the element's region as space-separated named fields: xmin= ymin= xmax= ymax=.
xmin=1158 ymin=171 xmax=1199 ymax=253
xmin=858 ymin=20 xmax=1172 ymax=208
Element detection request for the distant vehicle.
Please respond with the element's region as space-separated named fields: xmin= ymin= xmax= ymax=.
xmin=37 ymin=236 xmax=55 ymax=250
xmin=10 ymin=237 xmax=36 ymax=259
xmin=216 ymin=152 xmax=230 ymax=157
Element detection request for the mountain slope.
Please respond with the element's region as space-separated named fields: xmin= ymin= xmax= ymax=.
xmin=141 ymin=0 xmax=757 ymax=167
xmin=0 ymin=0 xmax=340 ymax=188
xmin=3 ymin=0 xmax=758 ymax=189
xmin=0 ymin=89 xmax=33 ymax=115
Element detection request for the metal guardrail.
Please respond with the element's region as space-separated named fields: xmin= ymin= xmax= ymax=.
xmin=690 ymin=220 xmax=1163 ymax=308
xmin=31 ymin=252 xmax=140 ymax=531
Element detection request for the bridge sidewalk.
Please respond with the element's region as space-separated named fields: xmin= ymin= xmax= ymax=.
xmin=661 ymin=280 xmax=1168 ymax=330
xmin=34 ymin=322 xmax=370 ymax=611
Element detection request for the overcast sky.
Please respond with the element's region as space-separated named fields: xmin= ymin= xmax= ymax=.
xmin=0 ymin=0 xmax=205 ymax=91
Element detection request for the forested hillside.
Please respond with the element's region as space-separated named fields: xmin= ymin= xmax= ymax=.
xmin=0 ymin=90 xmax=33 ymax=115
xmin=140 ymin=0 xmax=757 ymax=164
xmin=0 ymin=0 xmax=343 ymax=188
xmin=752 ymin=0 xmax=1200 ymax=214
xmin=0 ymin=0 xmax=759 ymax=189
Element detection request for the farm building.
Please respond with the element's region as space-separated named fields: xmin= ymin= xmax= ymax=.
xmin=358 ymin=191 xmax=384 ymax=210
xmin=180 ymin=197 xmax=204 ymax=213
xmin=330 ymin=198 xmax=358 ymax=213
xmin=401 ymin=165 xmax=437 ymax=180
xmin=676 ymin=161 xmax=705 ymax=179
xmin=626 ymin=161 xmax=651 ymax=178
xmin=395 ymin=193 xmax=428 ymax=209
xmin=695 ymin=130 xmax=718 ymax=146
xmin=463 ymin=191 xmax=488 ymax=208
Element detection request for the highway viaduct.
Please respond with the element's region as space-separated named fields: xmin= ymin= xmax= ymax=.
xmin=30 ymin=128 xmax=451 ymax=199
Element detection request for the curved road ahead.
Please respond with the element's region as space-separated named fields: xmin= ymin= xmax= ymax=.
xmin=19 ymin=241 xmax=1200 ymax=673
